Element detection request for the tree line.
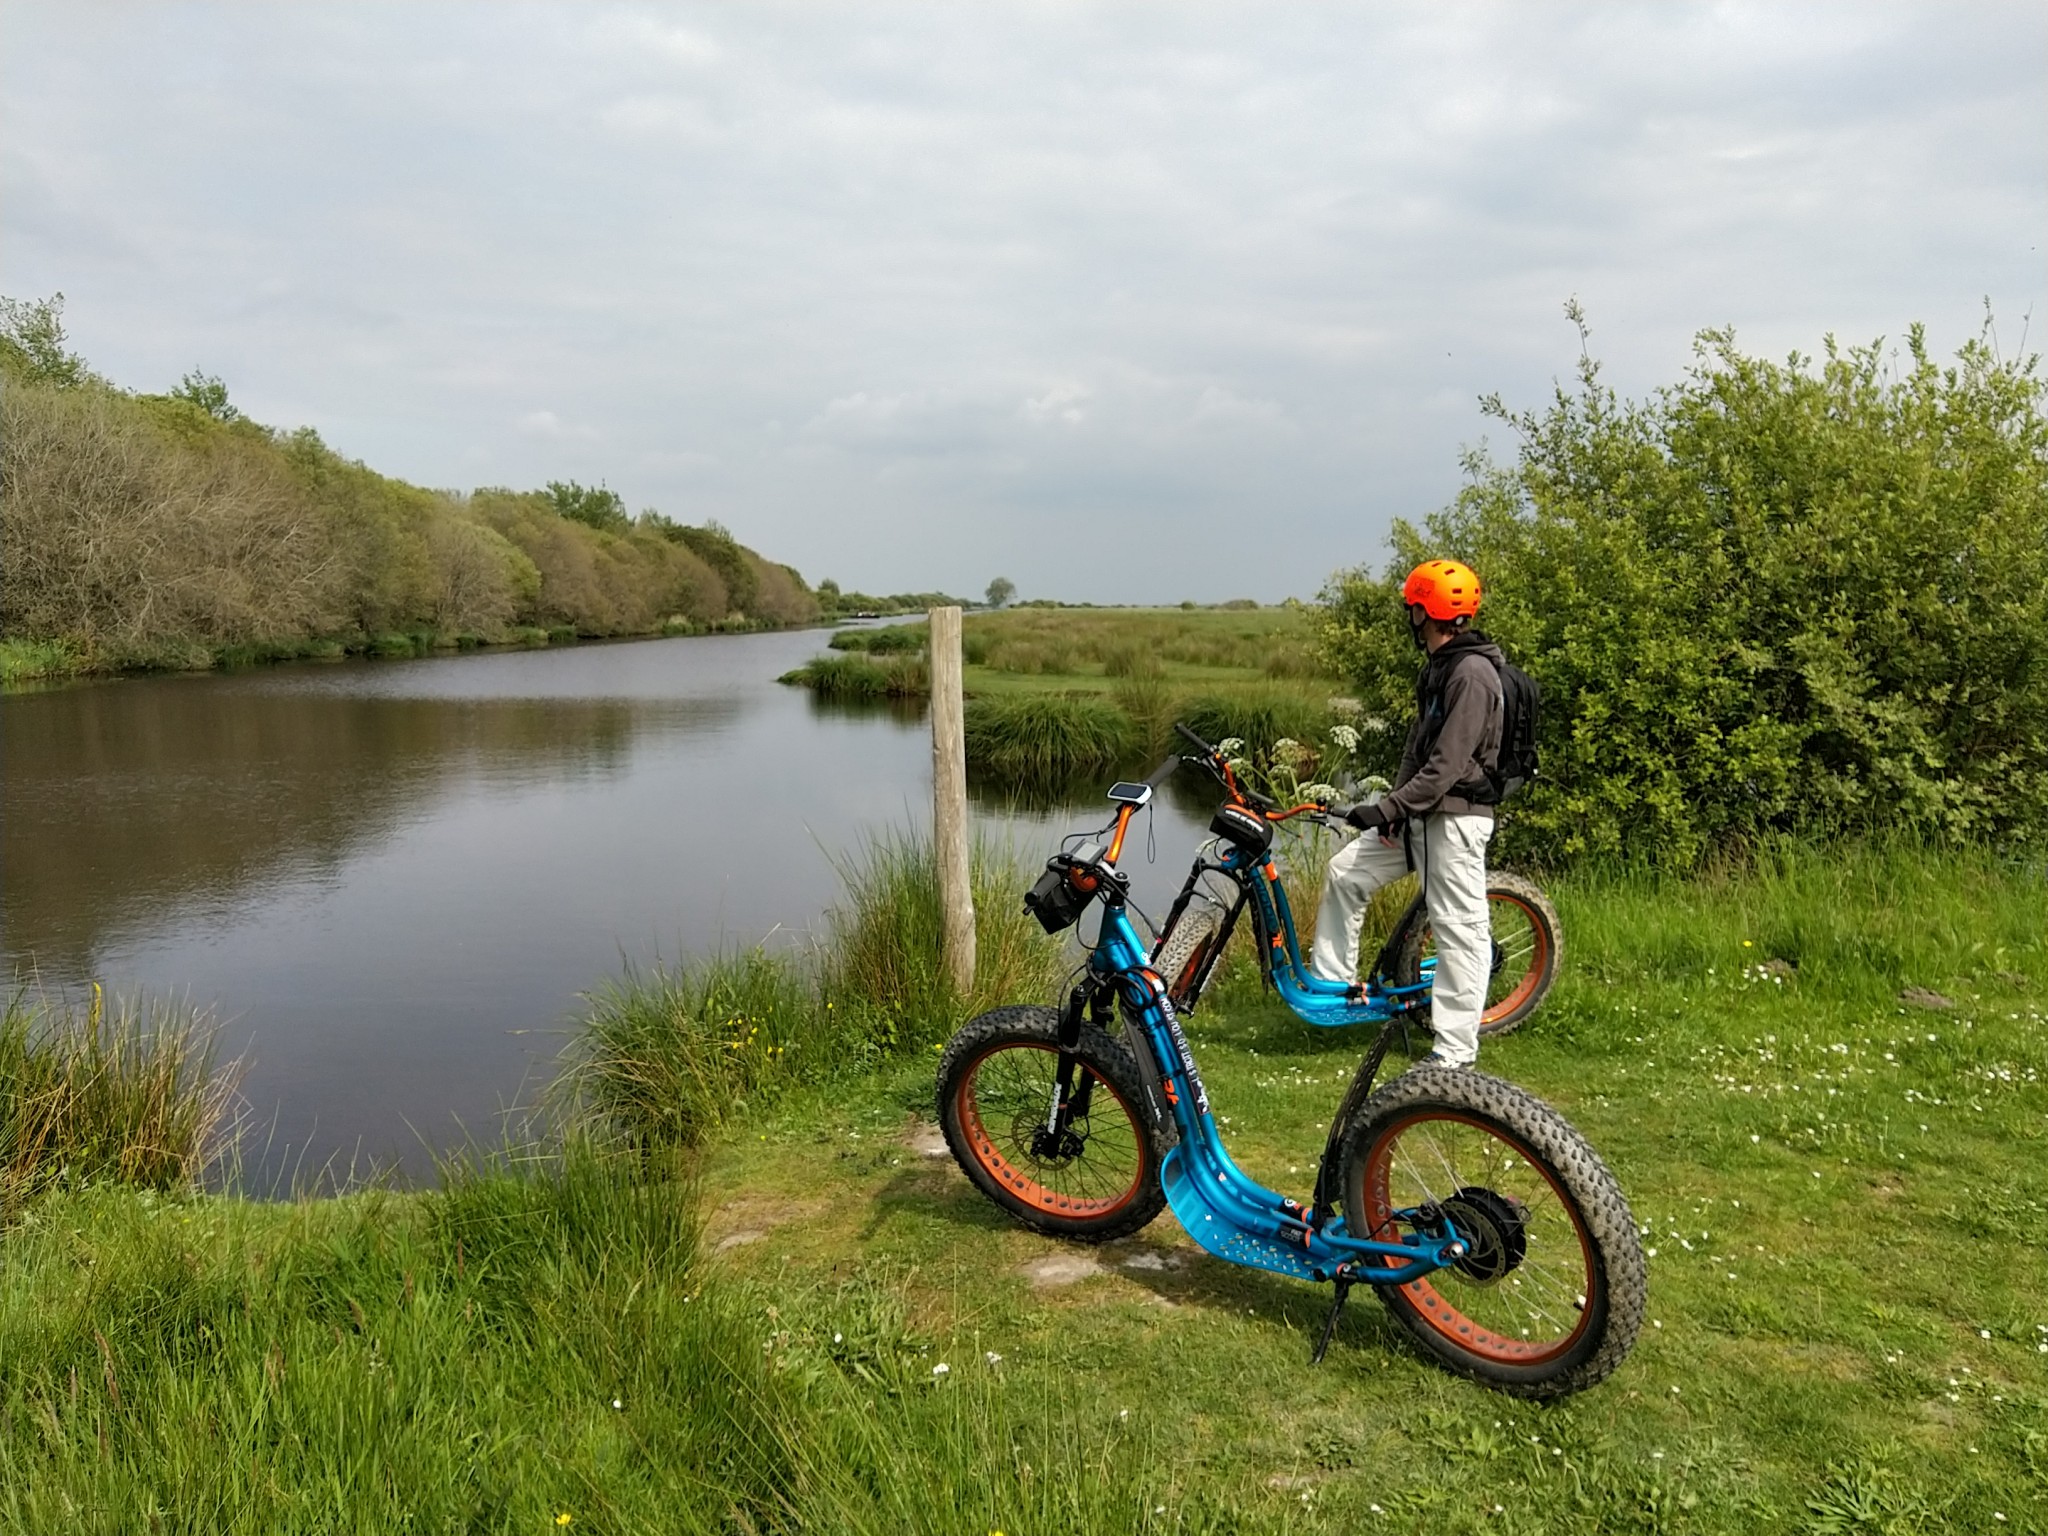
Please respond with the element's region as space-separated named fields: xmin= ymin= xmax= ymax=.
xmin=0 ymin=294 xmax=823 ymax=675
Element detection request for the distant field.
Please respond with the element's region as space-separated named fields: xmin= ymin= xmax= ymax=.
xmin=959 ymin=604 xmax=1331 ymax=693
xmin=783 ymin=605 xmax=1354 ymax=786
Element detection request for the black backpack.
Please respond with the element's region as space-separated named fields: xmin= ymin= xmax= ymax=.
xmin=1485 ymin=656 xmax=1541 ymax=803
xmin=1417 ymin=639 xmax=1541 ymax=805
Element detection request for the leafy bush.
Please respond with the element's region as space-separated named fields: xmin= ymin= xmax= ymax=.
xmin=1319 ymin=318 xmax=2048 ymax=866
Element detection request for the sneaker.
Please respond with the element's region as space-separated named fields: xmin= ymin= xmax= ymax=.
xmin=1413 ymin=1052 xmax=1472 ymax=1071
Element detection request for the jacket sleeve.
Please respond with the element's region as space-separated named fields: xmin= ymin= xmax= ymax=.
xmin=1382 ymin=658 xmax=1496 ymax=821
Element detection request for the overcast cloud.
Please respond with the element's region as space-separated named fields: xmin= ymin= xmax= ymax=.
xmin=4 ymin=2 xmax=2042 ymax=601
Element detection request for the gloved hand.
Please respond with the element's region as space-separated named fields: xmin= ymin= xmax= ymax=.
xmin=1343 ymin=800 xmax=1392 ymax=833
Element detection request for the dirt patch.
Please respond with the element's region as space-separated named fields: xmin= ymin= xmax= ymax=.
xmin=1117 ymin=1249 xmax=1186 ymax=1273
xmin=1900 ymin=987 xmax=1955 ymax=1011
xmin=704 ymin=1194 xmax=829 ymax=1259
xmin=1020 ymin=1251 xmax=1105 ymax=1287
xmin=905 ymin=1121 xmax=951 ymax=1159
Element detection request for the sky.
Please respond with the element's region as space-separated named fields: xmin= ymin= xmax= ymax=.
xmin=5 ymin=2 xmax=2043 ymax=603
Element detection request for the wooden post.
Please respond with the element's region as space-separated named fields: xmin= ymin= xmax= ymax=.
xmin=929 ymin=605 xmax=976 ymax=996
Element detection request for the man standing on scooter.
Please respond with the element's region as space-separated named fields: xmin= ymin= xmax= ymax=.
xmin=1310 ymin=559 xmax=1503 ymax=1068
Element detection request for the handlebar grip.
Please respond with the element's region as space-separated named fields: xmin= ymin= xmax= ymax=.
xmin=1172 ymin=721 xmax=1216 ymax=755
xmin=1144 ymin=754 xmax=1181 ymax=790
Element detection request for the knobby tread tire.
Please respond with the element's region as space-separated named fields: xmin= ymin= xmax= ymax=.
xmin=936 ymin=1004 xmax=1168 ymax=1243
xmin=1340 ymin=1065 xmax=1646 ymax=1399
xmin=1152 ymin=907 xmax=1224 ymax=1009
xmin=1394 ymin=871 xmax=1563 ymax=1038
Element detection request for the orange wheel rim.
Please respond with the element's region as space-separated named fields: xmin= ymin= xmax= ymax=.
xmin=956 ymin=1043 xmax=1143 ymax=1218
xmin=1481 ymin=895 xmax=1547 ymax=1025
xmin=1360 ymin=1110 xmax=1597 ymax=1366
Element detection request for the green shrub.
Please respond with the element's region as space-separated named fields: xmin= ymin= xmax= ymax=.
xmin=1319 ymin=317 xmax=2048 ymax=867
xmin=962 ymin=693 xmax=1138 ymax=781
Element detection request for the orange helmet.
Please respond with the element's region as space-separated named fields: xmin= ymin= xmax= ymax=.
xmin=1402 ymin=559 xmax=1482 ymax=622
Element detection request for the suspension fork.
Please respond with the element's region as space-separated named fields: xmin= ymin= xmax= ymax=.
xmin=1041 ymin=982 xmax=1101 ymax=1143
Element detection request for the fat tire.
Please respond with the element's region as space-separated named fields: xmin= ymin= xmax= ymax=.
xmin=1340 ymin=1064 xmax=1645 ymax=1398
xmin=1393 ymin=872 xmax=1563 ymax=1037
xmin=1153 ymin=907 xmax=1225 ymax=1010
xmin=936 ymin=1004 xmax=1168 ymax=1243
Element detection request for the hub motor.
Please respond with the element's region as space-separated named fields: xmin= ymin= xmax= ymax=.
xmin=1438 ymin=1185 xmax=1530 ymax=1284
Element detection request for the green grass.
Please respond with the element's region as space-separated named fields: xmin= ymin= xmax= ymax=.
xmin=689 ymin=841 xmax=2047 ymax=1533
xmin=0 ymin=1147 xmax=1206 ymax=1533
xmin=8 ymin=844 xmax=2042 ymax=1530
xmin=0 ymin=638 xmax=79 ymax=685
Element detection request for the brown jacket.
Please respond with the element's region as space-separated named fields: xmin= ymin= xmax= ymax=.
xmin=1383 ymin=636 xmax=1505 ymax=822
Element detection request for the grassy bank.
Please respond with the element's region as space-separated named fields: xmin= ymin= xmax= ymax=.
xmin=0 ymin=1152 xmax=1195 ymax=1533
xmin=7 ymin=843 xmax=2042 ymax=1531
xmin=0 ymin=612 xmax=799 ymax=688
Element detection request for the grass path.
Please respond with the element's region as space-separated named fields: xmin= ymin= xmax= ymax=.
xmin=698 ymin=854 xmax=2048 ymax=1533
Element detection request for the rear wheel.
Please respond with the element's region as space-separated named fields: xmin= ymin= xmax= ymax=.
xmin=936 ymin=1005 xmax=1167 ymax=1242
xmin=1340 ymin=1065 xmax=1644 ymax=1398
xmin=1394 ymin=872 xmax=1561 ymax=1036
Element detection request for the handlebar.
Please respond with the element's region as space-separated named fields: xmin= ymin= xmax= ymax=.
xmin=1173 ymin=721 xmax=1217 ymax=755
xmin=1143 ymin=754 xmax=1181 ymax=790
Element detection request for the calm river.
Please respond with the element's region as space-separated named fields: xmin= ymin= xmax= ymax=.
xmin=2 ymin=629 xmax=1212 ymax=1182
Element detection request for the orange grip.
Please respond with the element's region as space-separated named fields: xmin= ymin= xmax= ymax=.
xmin=1106 ymin=804 xmax=1134 ymax=863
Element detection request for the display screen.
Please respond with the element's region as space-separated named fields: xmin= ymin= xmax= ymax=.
xmin=1105 ymin=782 xmax=1153 ymax=806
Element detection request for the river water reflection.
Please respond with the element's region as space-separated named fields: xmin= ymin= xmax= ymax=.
xmin=2 ymin=630 xmax=1214 ymax=1181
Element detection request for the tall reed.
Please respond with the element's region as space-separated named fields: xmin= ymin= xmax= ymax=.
xmin=559 ymin=829 xmax=1062 ymax=1151
xmin=961 ymin=693 xmax=1138 ymax=781
xmin=0 ymin=987 xmax=243 ymax=1215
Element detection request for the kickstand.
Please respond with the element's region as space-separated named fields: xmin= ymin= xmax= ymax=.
xmin=1310 ymin=1277 xmax=1354 ymax=1365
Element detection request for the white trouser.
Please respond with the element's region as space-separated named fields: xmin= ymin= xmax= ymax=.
xmin=1309 ymin=812 xmax=1494 ymax=1066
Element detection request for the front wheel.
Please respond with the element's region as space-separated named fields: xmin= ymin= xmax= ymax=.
xmin=937 ymin=1005 xmax=1168 ymax=1243
xmin=1340 ymin=1065 xmax=1645 ymax=1398
xmin=1394 ymin=872 xmax=1562 ymax=1037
